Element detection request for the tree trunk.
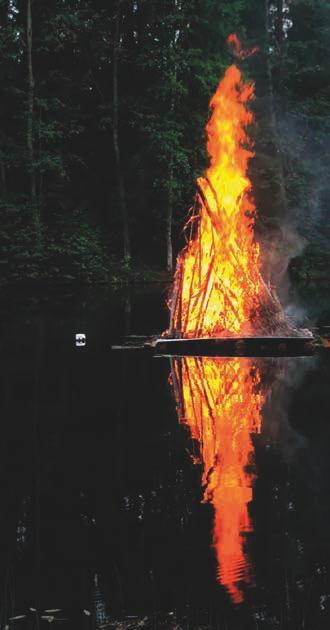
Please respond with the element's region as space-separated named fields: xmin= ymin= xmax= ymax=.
xmin=264 ymin=0 xmax=292 ymax=287
xmin=112 ymin=3 xmax=131 ymax=262
xmin=0 ymin=4 xmax=9 ymax=198
xmin=265 ymin=0 xmax=288 ymax=215
xmin=0 ymin=159 xmax=6 ymax=197
xmin=27 ymin=0 xmax=40 ymax=238
xmin=276 ymin=0 xmax=284 ymax=48
xmin=166 ymin=0 xmax=181 ymax=274
xmin=166 ymin=164 xmax=174 ymax=272
xmin=38 ymin=104 xmax=44 ymax=206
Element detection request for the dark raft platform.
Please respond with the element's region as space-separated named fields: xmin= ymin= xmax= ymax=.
xmin=153 ymin=336 xmax=316 ymax=357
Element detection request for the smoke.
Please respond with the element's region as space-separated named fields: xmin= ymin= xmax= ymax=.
xmin=255 ymin=103 xmax=330 ymax=324
xmin=260 ymin=356 xmax=316 ymax=461
xmin=277 ymin=111 xmax=330 ymax=249
xmin=258 ymin=218 xmax=307 ymax=323
xmin=259 ymin=220 xmax=306 ymax=288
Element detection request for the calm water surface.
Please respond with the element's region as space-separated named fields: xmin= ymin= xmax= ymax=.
xmin=1 ymin=286 xmax=330 ymax=629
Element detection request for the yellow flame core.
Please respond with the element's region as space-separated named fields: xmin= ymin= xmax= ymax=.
xmin=174 ymin=63 xmax=261 ymax=337
xmin=172 ymin=357 xmax=264 ymax=603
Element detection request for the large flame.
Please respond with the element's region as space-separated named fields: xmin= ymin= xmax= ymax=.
xmin=170 ymin=37 xmax=262 ymax=338
xmin=171 ymin=357 xmax=264 ymax=603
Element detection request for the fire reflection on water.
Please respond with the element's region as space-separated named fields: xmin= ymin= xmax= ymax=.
xmin=171 ymin=357 xmax=265 ymax=603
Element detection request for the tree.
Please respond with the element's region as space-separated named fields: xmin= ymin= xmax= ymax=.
xmin=26 ymin=0 xmax=39 ymax=239
xmin=112 ymin=0 xmax=131 ymax=262
xmin=6 ymin=0 xmax=326 ymax=282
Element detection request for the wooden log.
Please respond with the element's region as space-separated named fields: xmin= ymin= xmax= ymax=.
xmin=182 ymin=245 xmax=199 ymax=334
xmin=154 ymin=336 xmax=316 ymax=357
xmin=196 ymin=184 xmax=222 ymax=235
xmin=194 ymin=254 xmax=215 ymax=336
xmin=169 ymin=259 xmax=182 ymax=336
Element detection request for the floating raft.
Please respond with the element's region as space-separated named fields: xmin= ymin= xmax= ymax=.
xmin=154 ymin=336 xmax=316 ymax=357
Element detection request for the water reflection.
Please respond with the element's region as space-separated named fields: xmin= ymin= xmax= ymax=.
xmin=171 ymin=356 xmax=268 ymax=603
xmin=1 ymin=286 xmax=330 ymax=626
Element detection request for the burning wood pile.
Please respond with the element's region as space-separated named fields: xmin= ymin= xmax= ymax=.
xmin=166 ymin=36 xmax=310 ymax=342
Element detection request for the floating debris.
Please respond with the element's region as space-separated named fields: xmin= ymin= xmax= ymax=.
xmin=44 ymin=610 xmax=61 ymax=614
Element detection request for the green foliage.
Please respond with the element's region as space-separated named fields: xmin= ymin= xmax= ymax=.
xmin=0 ymin=200 xmax=110 ymax=282
xmin=3 ymin=0 xmax=327 ymax=284
xmin=289 ymin=246 xmax=330 ymax=285
xmin=0 ymin=0 xmax=251 ymax=280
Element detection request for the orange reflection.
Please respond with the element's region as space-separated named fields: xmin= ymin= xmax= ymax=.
xmin=171 ymin=357 xmax=264 ymax=603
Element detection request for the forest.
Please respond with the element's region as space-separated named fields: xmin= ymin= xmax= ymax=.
xmin=0 ymin=0 xmax=330 ymax=286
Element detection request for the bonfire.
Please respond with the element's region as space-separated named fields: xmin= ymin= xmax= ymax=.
xmin=167 ymin=35 xmax=305 ymax=340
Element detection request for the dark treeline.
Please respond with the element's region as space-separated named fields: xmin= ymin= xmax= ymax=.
xmin=0 ymin=0 xmax=329 ymax=283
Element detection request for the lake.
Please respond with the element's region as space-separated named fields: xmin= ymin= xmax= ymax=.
xmin=1 ymin=285 xmax=330 ymax=630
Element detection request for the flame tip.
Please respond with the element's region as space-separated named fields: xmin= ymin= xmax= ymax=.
xmin=227 ymin=33 xmax=259 ymax=60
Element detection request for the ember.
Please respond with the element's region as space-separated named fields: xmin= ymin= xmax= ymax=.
xmin=168 ymin=35 xmax=303 ymax=339
xmin=171 ymin=356 xmax=264 ymax=603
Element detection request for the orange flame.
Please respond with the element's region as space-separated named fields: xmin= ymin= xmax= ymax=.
xmin=171 ymin=36 xmax=262 ymax=338
xmin=227 ymin=34 xmax=259 ymax=60
xmin=172 ymin=357 xmax=264 ymax=603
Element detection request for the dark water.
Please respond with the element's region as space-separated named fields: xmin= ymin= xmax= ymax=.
xmin=1 ymin=286 xmax=330 ymax=630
